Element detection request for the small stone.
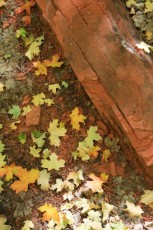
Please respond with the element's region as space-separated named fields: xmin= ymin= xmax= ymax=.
xmin=26 ymin=106 xmax=41 ymax=126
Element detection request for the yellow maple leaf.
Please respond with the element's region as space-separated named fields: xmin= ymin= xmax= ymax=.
xmin=70 ymin=107 xmax=86 ymax=130
xmin=48 ymin=84 xmax=61 ymax=94
xmin=100 ymin=172 xmax=109 ymax=183
xmin=0 ymin=0 xmax=6 ymax=8
xmin=9 ymin=120 xmax=21 ymax=130
xmin=10 ymin=168 xmax=39 ymax=193
xmin=102 ymin=149 xmax=111 ymax=162
xmin=124 ymin=201 xmax=144 ymax=217
xmin=32 ymin=92 xmax=46 ymax=106
xmin=44 ymin=55 xmax=64 ymax=68
xmin=0 ymin=163 xmax=23 ymax=181
xmin=146 ymin=31 xmax=152 ymax=40
xmin=25 ymin=35 xmax=44 ymax=60
xmin=0 ymin=82 xmax=4 ymax=92
xmin=126 ymin=0 xmax=136 ymax=8
xmin=145 ymin=0 xmax=153 ymax=13
xmin=38 ymin=203 xmax=60 ymax=222
xmin=22 ymin=105 xmax=31 ymax=116
xmin=33 ymin=61 xmax=47 ymax=76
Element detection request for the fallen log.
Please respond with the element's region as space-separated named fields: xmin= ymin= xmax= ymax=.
xmin=35 ymin=0 xmax=153 ymax=179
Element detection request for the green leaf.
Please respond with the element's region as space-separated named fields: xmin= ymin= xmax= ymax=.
xmin=16 ymin=27 xmax=28 ymax=39
xmin=62 ymin=81 xmax=69 ymax=88
xmin=85 ymin=126 xmax=102 ymax=148
xmin=8 ymin=105 xmax=21 ymax=119
xmin=18 ymin=133 xmax=26 ymax=144
xmin=41 ymin=152 xmax=65 ymax=171
xmin=31 ymin=131 xmax=46 ymax=148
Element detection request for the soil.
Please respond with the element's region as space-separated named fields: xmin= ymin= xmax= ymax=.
xmin=0 ymin=0 xmax=153 ymax=230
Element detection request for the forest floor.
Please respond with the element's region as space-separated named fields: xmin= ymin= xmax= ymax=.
xmin=0 ymin=0 xmax=153 ymax=229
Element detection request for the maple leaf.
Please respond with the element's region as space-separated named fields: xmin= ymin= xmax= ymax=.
xmin=62 ymin=81 xmax=69 ymax=88
xmin=101 ymin=201 xmax=114 ymax=222
xmin=0 ymin=82 xmax=4 ymax=92
xmin=85 ymin=126 xmax=102 ymax=148
xmin=25 ymin=35 xmax=44 ymax=60
xmin=48 ymin=119 xmax=67 ymax=147
xmin=0 ymin=179 xmax=4 ymax=193
xmin=140 ymin=190 xmax=153 ymax=207
xmin=22 ymin=105 xmax=31 ymax=116
xmin=0 ymin=216 xmax=11 ymax=230
xmin=37 ymin=169 xmax=50 ymax=191
xmin=74 ymin=198 xmax=100 ymax=214
xmin=67 ymin=169 xmax=84 ymax=186
xmin=85 ymin=173 xmax=106 ymax=193
xmin=145 ymin=0 xmax=153 ymax=13
xmin=63 ymin=191 xmax=74 ymax=201
xmin=38 ymin=203 xmax=60 ymax=222
xmin=44 ymin=98 xmax=54 ymax=107
xmin=44 ymin=54 xmax=64 ymax=68
xmin=146 ymin=31 xmax=152 ymax=40
xmin=0 ymin=140 xmax=5 ymax=153
xmin=70 ymin=107 xmax=86 ymax=130
xmin=10 ymin=120 xmax=21 ymax=130
xmin=0 ymin=154 xmax=6 ymax=168
xmin=32 ymin=93 xmax=46 ymax=106
xmin=88 ymin=145 xmax=101 ymax=158
xmin=126 ymin=0 xmax=136 ymax=8
xmin=31 ymin=131 xmax=46 ymax=148
xmin=124 ymin=200 xmax=144 ymax=217
xmin=18 ymin=133 xmax=26 ymax=144
xmin=51 ymin=178 xmax=74 ymax=192
xmin=15 ymin=0 xmax=35 ymax=14
xmin=10 ymin=168 xmax=39 ymax=193
xmin=77 ymin=219 xmax=103 ymax=230
xmin=102 ymin=149 xmax=111 ymax=162
xmin=21 ymin=220 xmax=34 ymax=230
xmin=0 ymin=0 xmax=6 ymax=8
xmin=33 ymin=61 xmax=47 ymax=76
xmin=29 ymin=145 xmax=41 ymax=158
xmin=23 ymin=34 xmax=35 ymax=46
xmin=8 ymin=105 xmax=21 ymax=119
xmin=41 ymin=152 xmax=65 ymax=171
xmin=0 ymin=163 xmax=23 ymax=181
xmin=136 ymin=41 xmax=151 ymax=53
xmin=48 ymin=83 xmax=61 ymax=94
xmin=22 ymin=15 xmax=32 ymax=25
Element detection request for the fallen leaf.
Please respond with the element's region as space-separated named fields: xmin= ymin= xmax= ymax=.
xmin=0 ymin=154 xmax=6 ymax=168
xmin=38 ymin=203 xmax=60 ymax=222
xmin=21 ymin=220 xmax=34 ymax=230
xmin=85 ymin=126 xmax=102 ymax=148
xmin=41 ymin=152 xmax=65 ymax=171
xmin=145 ymin=0 xmax=153 ymax=13
xmin=0 ymin=82 xmax=4 ymax=92
xmin=0 ymin=163 xmax=23 ymax=181
xmin=126 ymin=0 xmax=136 ymax=8
xmin=0 ymin=0 xmax=6 ymax=8
xmin=48 ymin=83 xmax=61 ymax=94
xmin=37 ymin=169 xmax=50 ymax=191
xmin=8 ymin=105 xmax=21 ymax=119
xmin=0 ymin=216 xmax=11 ymax=230
xmin=48 ymin=119 xmax=67 ymax=147
xmin=22 ymin=15 xmax=31 ymax=25
xmin=124 ymin=200 xmax=144 ymax=217
xmin=140 ymin=190 xmax=153 ymax=208
xmin=85 ymin=173 xmax=104 ymax=193
xmin=15 ymin=0 xmax=35 ymax=14
xmin=32 ymin=92 xmax=46 ymax=106
xmin=0 ymin=140 xmax=5 ymax=153
xmin=33 ymin=61 xmax=47 ymax=76
xmin=101 ymin=201 xmax=114 ymax=222
xmin=0 ymin=179 xmax=4 ymax=193
xmin=102 ymin=149 xmax=111 ymax=162
xmin=18 ymin=133 xmax=26 ymax=144
xmin=31 ymin=131 xmax=46 ymax=148
xmin=29 ymin=145 xmax=41 ymax=158
xmin=44 ymin=54 xmax=64 ymax=68
xmin=25 ymin=35 xmax=44 ymax=60
xmin=16 ymin=27 xmax=27 ymax=38
xmin=22 ymin=105 xmax=32 ymax=116
xmin=67 ymin=169 xmax=84 ymax=186
xmin=70 ymin=107 xmax=86 ymax=130
xmin=10 ymin=120 xmax=21 ymax=130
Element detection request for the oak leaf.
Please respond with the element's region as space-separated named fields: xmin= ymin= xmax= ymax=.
xmin=38 ymin=203 xmax=60 ymax=222
xmin=70 ymin=107 xmax=86 ymax=130
xmin=41 ymin=152 xmax=65 ymax=171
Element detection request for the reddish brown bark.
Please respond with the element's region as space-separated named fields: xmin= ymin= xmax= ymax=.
xmin=35 ymin=0 xmax=153 ymax=177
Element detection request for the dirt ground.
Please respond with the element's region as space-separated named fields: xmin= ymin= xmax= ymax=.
xmin=0 ymin=0 xmax=153 ymax=229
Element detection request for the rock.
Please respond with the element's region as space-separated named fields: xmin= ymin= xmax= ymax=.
xmin=26 ymin=106 xmax=41 ymax=126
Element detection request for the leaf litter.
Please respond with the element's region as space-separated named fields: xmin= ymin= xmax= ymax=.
xmin=0 ymin=0 xmax=153 ymax=229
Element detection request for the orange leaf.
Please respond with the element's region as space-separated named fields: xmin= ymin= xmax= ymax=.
xmin=43 ymin=55 xmax=64 ymax=68
xmin=38 ymin=203 xmax=60 ymax=222
xmin=0 ymin=163 xmax=24 ymax=181
xmin=10 ymin=168 xmax=39 ymax=193
xmin=22 ymin=15 xmax=31 ymax=25
xmin=88 ymin=146 xmax=101 ymax=158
